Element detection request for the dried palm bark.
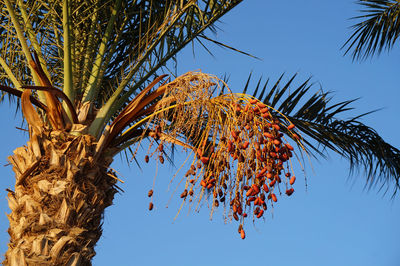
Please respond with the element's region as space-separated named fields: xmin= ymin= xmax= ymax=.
xmin=5 ymin=130 xmax=117 ymax=265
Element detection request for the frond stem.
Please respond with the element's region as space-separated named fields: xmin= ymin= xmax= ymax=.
xmin=17 ymin=0 xmax=52 ymax=82
xmin=63 ymin=0 xmax=75 ymax=120
xmin=82 ymin=0 xmax=123 ymax=103
xmin=4 ymin=0 xmax=46 ymax=103
xmin=0 ymin=57 xmax=21 ymax=89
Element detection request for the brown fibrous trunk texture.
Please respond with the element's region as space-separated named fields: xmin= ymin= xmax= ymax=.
xmin=4 ymin=130 xmax=117 ymax=265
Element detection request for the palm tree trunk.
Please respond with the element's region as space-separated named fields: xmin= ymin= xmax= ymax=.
xmin=4 ymin=130 xmax=117 ymax=265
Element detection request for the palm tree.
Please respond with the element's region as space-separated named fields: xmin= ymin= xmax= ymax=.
xmin=0 ymin=1 xmax=399 ymax=265
xmin=343 ymin=0 xmax=400 ymax=60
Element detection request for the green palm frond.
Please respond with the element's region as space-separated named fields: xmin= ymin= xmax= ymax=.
xmin=250 ymin=73 xmax=400 ymax=195
xmin=343 ymin=0 xmax=400 ymax=60
xmin=91 ymin=0 xmax=243 ymax=137
xmin=0 ymin=0 xmax=244 ymax=139
xmin=0 ymin=1 xmax=242 ymax=96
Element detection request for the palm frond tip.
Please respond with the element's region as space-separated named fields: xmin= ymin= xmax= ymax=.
xmin=343 ymin=0 xmax=400 ymax=60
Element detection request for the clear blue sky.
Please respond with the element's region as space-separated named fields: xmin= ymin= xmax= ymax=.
xmin=0 ymin=1 xmax=399 ymax=266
